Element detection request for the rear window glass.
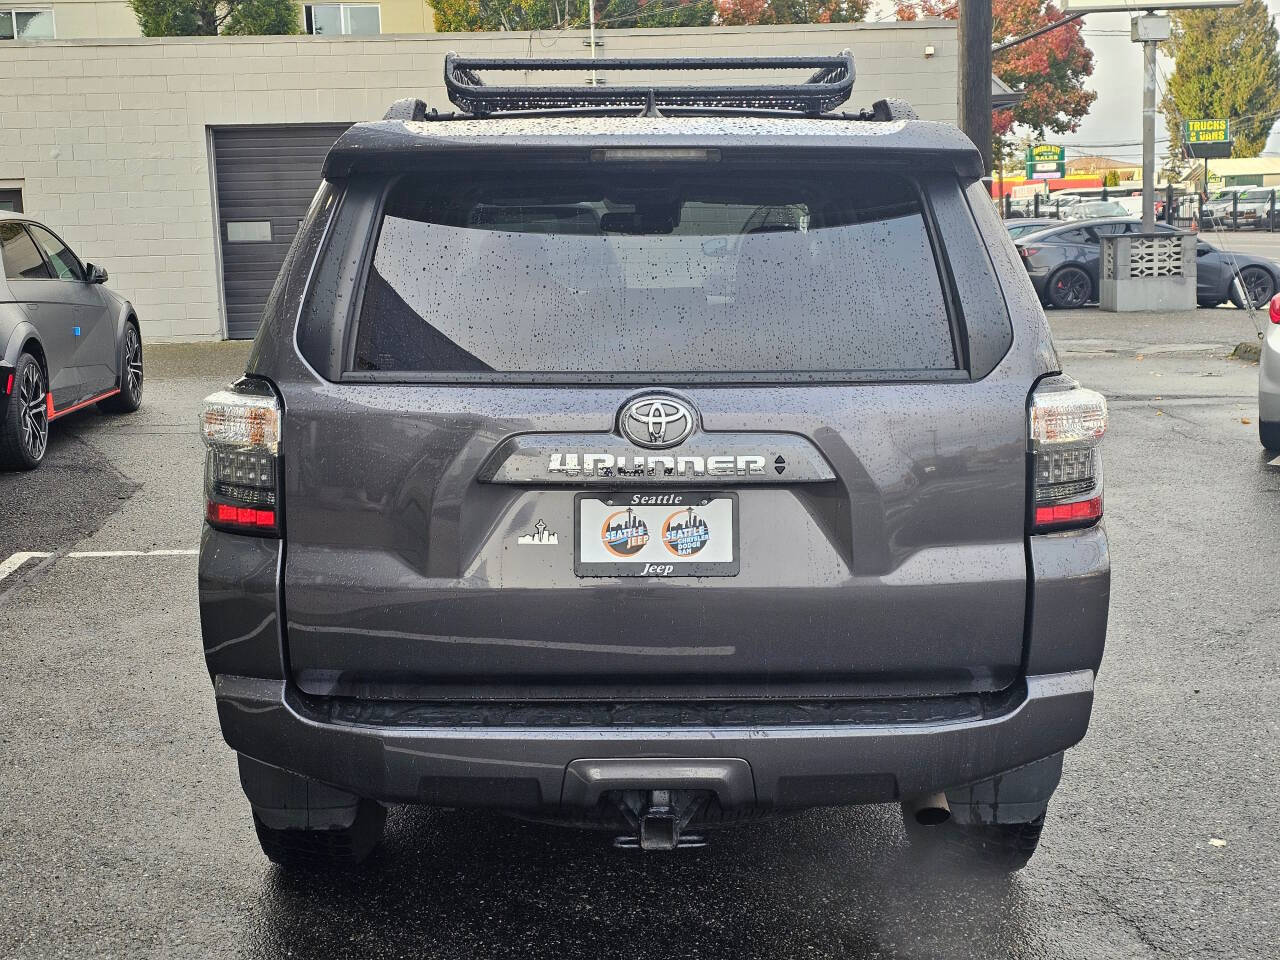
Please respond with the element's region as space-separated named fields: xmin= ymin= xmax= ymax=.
xmin=352 ymin=167 xmax=957 ymax=378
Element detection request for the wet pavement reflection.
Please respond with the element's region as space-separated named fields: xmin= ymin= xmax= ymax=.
xmin=250 ymin=805 xmax=1041 ymax=960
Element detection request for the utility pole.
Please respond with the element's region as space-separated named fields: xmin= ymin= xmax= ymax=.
xmin=589 ymin=0 xmax=598 ymax=87
xmin=958 ymin=0 xmax=993 ymax=175
xmin=1131 ymin=14 xmax=1170 ymax=233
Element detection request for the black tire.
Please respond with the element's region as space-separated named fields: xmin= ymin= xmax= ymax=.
xmin=99 ymin=322 xmax=142 ymax=413
xmin=904 ymin=813 xmax=1046 ymax=874
xmin=0 ymin=352 xmax=50 ymax=471
xmin=252 ymin=799 xmax=386 ymax=869
xmin=1261 ymin=421 xmax=1280 ymax=452
xmin=1046 ymin=266 xmax=1092 ymax=309
xmin=1229 ymin=267 xmax=1275 ymax=310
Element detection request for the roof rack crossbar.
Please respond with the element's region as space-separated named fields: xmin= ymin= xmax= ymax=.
xmin=442 ymin=51 xmax=856 ymax=117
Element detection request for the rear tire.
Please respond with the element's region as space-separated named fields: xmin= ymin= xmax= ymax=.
xmin=252 ymin=799 xmax=386 ymax=869
xmin=903 ymin=812 xmax=1046 ymax=874
xmin=1261 ymin=421 xmax=1280 ymax=452
xmin=0 ymin=352 xmax=50 ymax=471
xmin=1046 ymin=266 xmax=1092 ymax=309
xmin=98 ymin=322 xmax=142 ymax=413
xmin=1229 ymin=267 xmax=1275 ymax=310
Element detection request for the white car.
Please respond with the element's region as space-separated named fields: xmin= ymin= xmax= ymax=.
xmin=1262 ymin=295 xmax=1280 ymax=451
xmin=1062 ymin=200 xmax=1131 ymax=221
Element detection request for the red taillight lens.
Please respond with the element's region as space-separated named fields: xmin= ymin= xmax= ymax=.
xmin=206 ymin=501 xmax=277 ymax=529
xmin=1029 ymin=379 xmax=1107 ymax=534
xmin=1269 ymin=293 xmax=1280 ymax=324
xmin=200 ymin=381 xmax=281 ymax=537
xmin=1019 ymin=246 xmax=1039 ymax=259
xmin=1034 ymin=496 xmax=1103 ymax=531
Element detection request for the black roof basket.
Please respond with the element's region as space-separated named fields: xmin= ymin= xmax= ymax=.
xmin=442 ymin=51 xmax=856 ymax=117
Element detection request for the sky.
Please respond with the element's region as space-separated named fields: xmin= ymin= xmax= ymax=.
xmin=1061 ymin=2 xmax=1280 ymax=164
xmin=868 ymin=1 xmax=1280 ymax=164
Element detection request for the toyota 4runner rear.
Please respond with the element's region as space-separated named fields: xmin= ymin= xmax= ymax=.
xmin=198 ymin=54 xmax=1110 ymax=872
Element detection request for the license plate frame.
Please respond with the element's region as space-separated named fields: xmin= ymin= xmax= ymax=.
xmin=574 ymin=491 xmax=739 ymax=578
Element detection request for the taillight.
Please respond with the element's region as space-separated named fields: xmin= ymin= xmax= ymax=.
xmin=200 ymin=379 xmax=281 ymax=537
xmin=1269 ymin=293 xmax=1280 ymax=324
xmin=1028 ymin=378 xmax=1107 ymax=534
xmin=1019 ymin=246 xmax=1039 ymax=259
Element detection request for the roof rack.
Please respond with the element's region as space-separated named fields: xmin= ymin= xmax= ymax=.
xmin=442 ymin=51 xmax=857 ymax=117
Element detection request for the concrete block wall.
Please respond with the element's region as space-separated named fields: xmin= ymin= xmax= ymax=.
xmin=0 ymin=23 xmax=958 ymax=341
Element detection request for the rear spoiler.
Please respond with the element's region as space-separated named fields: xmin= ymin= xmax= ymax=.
xmin=322 ymin=120 xmax=985 ymax=180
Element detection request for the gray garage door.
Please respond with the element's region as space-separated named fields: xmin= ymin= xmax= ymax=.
xmin=213 ymin=125 xmax=350 ymax=340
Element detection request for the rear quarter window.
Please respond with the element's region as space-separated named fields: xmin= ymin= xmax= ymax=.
xmin=348 ymin=165 xmax=961 ymax=381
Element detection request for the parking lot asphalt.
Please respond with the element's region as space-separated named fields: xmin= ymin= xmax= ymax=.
xmin=1200 ymin=227 xmax=1280 ymax=262
xmin=1 ymin=314 xmax=1276 ymax=960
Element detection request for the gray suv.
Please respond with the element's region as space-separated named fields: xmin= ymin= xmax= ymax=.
xmin=197 ymin=54 xmax=1111 ymax=873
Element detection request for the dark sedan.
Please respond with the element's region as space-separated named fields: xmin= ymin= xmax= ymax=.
xmin=1005 ymin=218 xmax=1060 ymax=240
xmin=1013 ymin=218 xmax=1279 ymax=309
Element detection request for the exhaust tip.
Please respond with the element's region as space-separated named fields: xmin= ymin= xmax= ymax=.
xmin=913 ymin=806 xmax=951 ymax=826
xmin=905 ymin=791 xmax=951 ymax=826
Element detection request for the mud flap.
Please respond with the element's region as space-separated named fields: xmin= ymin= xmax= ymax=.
xmin=238 ymin=754 xmax=364 ymax=831
xmin=945 ymin=752 xmax=1064 ymax=826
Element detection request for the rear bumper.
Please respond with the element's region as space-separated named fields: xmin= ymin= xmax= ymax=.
xmin=215 ymin=669 xmax=1095 ymax=810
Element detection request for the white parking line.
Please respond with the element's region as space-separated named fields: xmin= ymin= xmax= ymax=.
xmin=0 ymin=549 xmax=198 ymax=581
xmin=0 ymin=552 xmax=53 ymax=581
xmin=65 ymin=549 xmax=199 ymax=558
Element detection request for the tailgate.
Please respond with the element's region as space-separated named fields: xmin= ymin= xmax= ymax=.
xmin=278 ymin=154 xmax=1030 ymax=700
xmin=281 ymin=382 xmax=1029 ymax=698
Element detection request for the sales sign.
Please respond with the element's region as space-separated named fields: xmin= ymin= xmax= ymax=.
xmin=1185 ymin=119 xmax=1228 ymax=144
xmin=1183 ymin=119 xmax=1232 ymax=159
xmin=1025 ymin=144 xmax=1065 ymax=180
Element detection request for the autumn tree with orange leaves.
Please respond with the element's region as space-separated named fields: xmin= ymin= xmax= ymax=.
xmin=895 ymin=0 xmax=1095 ymax=140
xmin=715 ymin=0 xmax=869 ymax=26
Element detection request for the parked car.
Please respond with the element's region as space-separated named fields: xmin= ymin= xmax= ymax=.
xmin=1111 ymin=194 xmax=1166 ymax=218
xmin=1213 ymin=187 xmax=1277 ymax=230
xmin=198 ymin=53 xmax=1111 ymax=873
xmin=0 ymin=213 xmax=143 ymax=469
xmin=1061 ymin=200 xmax=1131 ymax=220
xmin=1014 ymin=217 xmax=1280 ymax=309
xmin=1261 ymin=295 xmax=1280 ymax=451
xmin=1005 ymin=217 xmax=1061 ymax=239
xmin=1201 ymin=187 xmax=1254 ymax=229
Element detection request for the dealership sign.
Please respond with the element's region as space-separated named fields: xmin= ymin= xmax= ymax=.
xmin=1183 ymin=119 xmax=1232 ymax=159
xmin=1025 ymin=144 xmax=1065 ymax=180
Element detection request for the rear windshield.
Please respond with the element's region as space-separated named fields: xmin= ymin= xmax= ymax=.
xmin=352 ymin=167 xmax=958 ymax=378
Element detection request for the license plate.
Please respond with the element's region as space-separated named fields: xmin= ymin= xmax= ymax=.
xmin=575 ymin=492 xmax=738 ymax=577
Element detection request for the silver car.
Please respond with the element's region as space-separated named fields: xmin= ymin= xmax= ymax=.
xmin=1262 ymin=295 xmax=1280 ymax=450
xmin=0 ymin=213 xmax=143 ymax=469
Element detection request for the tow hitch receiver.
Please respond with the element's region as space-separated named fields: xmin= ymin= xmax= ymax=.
xmin=613 ymin=789 xmax=708 ymax=851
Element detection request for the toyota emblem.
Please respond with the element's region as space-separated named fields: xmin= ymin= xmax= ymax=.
xmin=620 ymin=396 xmax=696 ymax=449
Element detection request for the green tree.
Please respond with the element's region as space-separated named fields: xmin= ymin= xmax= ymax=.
xmin=1163 ymin=0 xmax=1280 ymax=158
xmin=433 ymin=0 xmax=713 ymax=31
xmin=1103 ymin=169 xmax=1119 ymax=187
xmin=128 ymin=0 xmax=300 ymax=36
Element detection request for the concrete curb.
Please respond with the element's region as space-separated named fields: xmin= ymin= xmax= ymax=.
xmin=1232 ymin=341 xmax=1262 ymax=362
